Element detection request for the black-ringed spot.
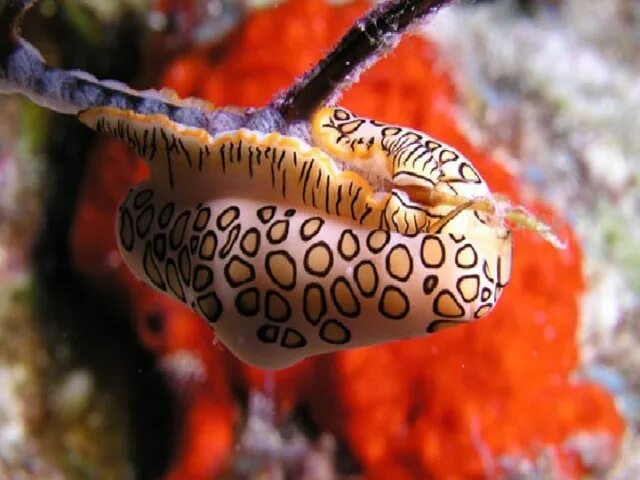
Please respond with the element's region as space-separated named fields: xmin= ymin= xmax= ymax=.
xmin=158 ymin=202 xmax=175 ymax=228
xmin=265 ymin=290 xmax=291 ymax=323
xmin=354 ymin=260 xmax=378 ymax=298
xmin=459 ymin=162 xmax=481 ymax=183
xmin=143 ymin=242 xmax=165 ymax=291
xmin=281 ymin=328 xmax=306 ymax=349
xmin=366 ymin=230 xmax=390 ymax=253
xmin=423 ymin=275 xmax=439 ymax=295
xmin=455 ymin=244 xmax=478 ymax=269
xmin=193 ymin=207 xmax=211 ymax=231
xmin=119 ymin=209 xmax=134 ymax=251
xmin=474 ymin=304 xmax=493 ymax=319
xmin=330 ymin=277 xmax=360 ymax=318
xmin=219 ymin=224 xmax=241 ymax=259
xmin=440 ymin=150 xmax=458 ymax=163
xmin=381 ymin=126 xmax=402 ymax=136
xmin=170 ymin=210 xmax=191 ymax=250
xmin=216 ymin=206 xmax=239 ymax=231
xmin=192 ymin=265 xmax=214 ymax=292
xmin=386 ymin=244 xmax=413 ymax=282
xmin=333 ymin=109 xmax=350 ymax=121
xmin=240 ymin=228 xmax=261 ymax=258
xmin=338 ymin=229 xmax=360 ymax=261
xmin=319 ymin=319 xmax=351 ymax=345
xmin=257 ymin=205 xmax=276 ymax=224
xmin=481 ymin=287 xmax=492 ymax=302
xmin=433 ymin=290 xmax=465 ymax=318
xmin=401 ymin=132 xmax=421 ymax=143
xmin=235 ymin=288 xmax=260 ymax=316
xmin=300 ymin=217 xmax=324 ymax=241
xmin=197 ymin=292 xmax=223 ymax=324
xmin=199 ymin=230 xmax=217 ymax=260
xmin=224 ymin=255 xmax=255 ymax=288
xmin=304 ymin=241 xmax=333 ymax=278
xmin=267 ymin=219 xmax=289 ymax=245
xmin=136 ymin=205 xmax=154 ymax=238
xmin=165 ymin=259 xmax=185 ymax=302
xmin=257 ymin=324 xmax=279 ymax=343
xmin=378 ymin=286 xmax=409 ymax=320
xmin=133 ymin=188 xmax=153 ymax=209
xmin=338 ymin=119 xmax=364 ymax=134
xmin=421 ymin=235 xmax=445 ymax=268
xmin=303 ymin=283 xmax=327 ymax=326
xmin=456 ymin=275 xmax=480 ymax=303
xmin=178 ymin=246 xmax=191 ymax=285
xmin=153 ymin=234 xmax=167 ymax=261
xmin=426 ymin=140 xmax=441 ymax=151
xmin=265 ymin=250 xmax=297 ymax=291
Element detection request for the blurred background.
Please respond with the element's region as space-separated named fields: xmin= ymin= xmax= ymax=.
xmin=0 ymin=0 xmax=638 ymax=478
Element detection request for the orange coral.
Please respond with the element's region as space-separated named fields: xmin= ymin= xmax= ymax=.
xmin=72 ymin=0 xmax=624 ymax=478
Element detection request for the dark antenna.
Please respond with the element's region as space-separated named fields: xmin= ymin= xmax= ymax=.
xmin=271 ymin=0 xmax=452 ymax=122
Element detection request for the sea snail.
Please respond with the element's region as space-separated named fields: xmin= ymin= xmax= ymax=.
xmin=0 ymin=0 xmax=559 ymax=369
xmin=76 ymin=105 xmax=512 ymax=369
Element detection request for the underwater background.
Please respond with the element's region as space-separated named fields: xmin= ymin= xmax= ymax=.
xmin=0 ymin=0 xmax=638 ymax=478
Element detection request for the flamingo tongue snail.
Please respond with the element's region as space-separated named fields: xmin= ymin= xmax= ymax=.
xmin=0 ymin=0 xmax=560 ymax=369
xmin=78 ymin=105 xmax=513 ymax=369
